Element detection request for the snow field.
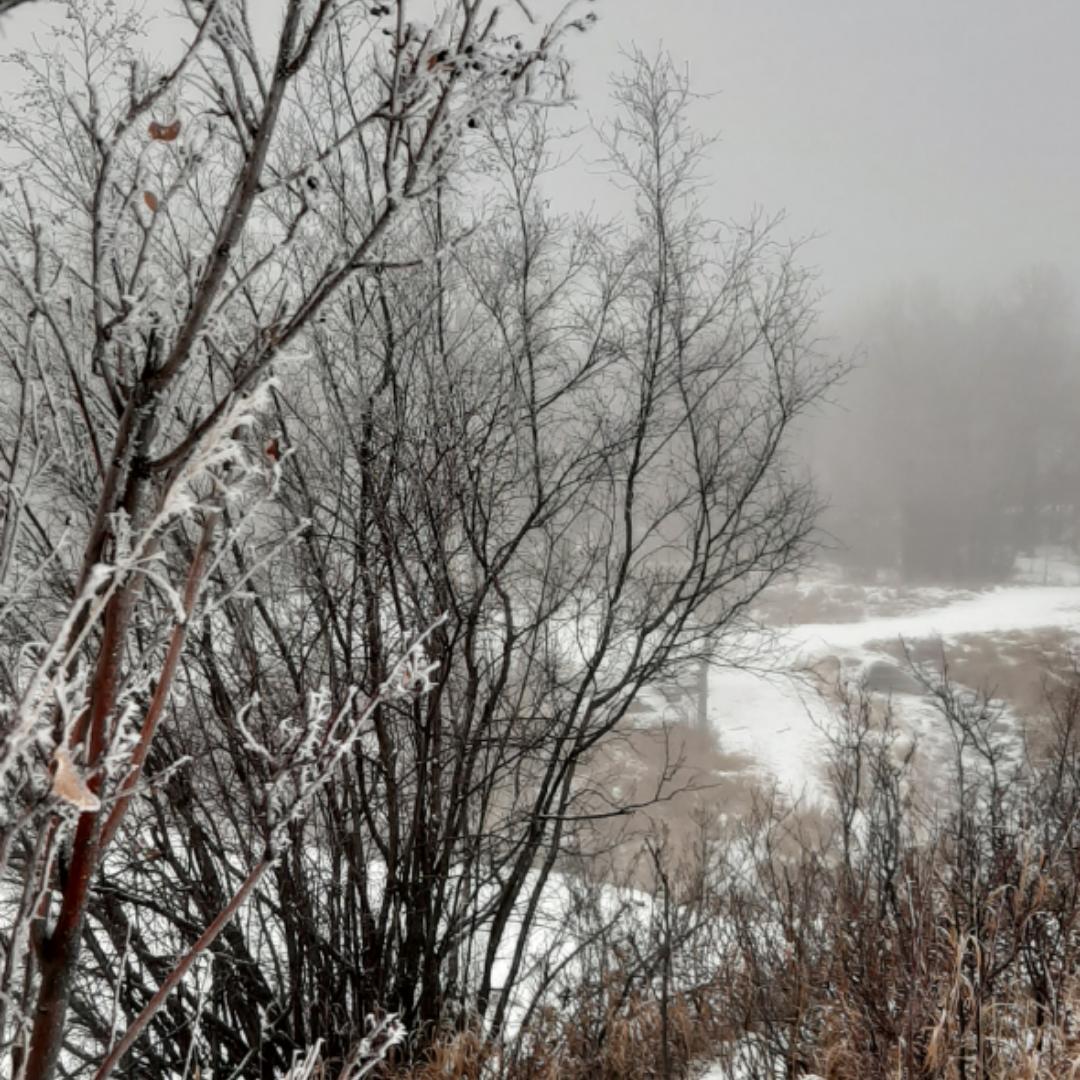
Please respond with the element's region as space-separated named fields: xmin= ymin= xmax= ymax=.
xmin=707 ymin=583 xmax=1080 ymax=797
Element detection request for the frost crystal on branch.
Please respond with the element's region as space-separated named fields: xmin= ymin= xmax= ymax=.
xmin=0 ymin=0 xmax=600 ymax=1074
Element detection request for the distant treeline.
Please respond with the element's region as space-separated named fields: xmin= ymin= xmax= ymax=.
xmin=812 ymin=268 xmax=1080 ymax=583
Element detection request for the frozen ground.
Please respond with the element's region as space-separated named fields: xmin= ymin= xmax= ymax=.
xmin=707 ymin=579 xmax=1080 ymax=798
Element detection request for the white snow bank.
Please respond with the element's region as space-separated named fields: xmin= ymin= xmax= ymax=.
xmin=790 ymin=584 xmax=1080 ymax=654
xmin=707 ymin=585 xmax=1080 ymax=797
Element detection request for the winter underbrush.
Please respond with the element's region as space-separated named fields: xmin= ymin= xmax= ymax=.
xmin=8 ymin=647 xmax=1080 ymax=1079
xmin=381 ymin=663 xmax=1080 ymax=1079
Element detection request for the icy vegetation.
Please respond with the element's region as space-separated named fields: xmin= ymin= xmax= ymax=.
xmin=1 ymin=1 xmax=1079 ymax=1078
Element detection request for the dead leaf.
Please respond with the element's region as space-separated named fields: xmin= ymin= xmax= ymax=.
xmin=148 ymin=119 xmax=181 ymax=142
xmin=52 ymin=747 xmax=101 ymax=812
xmin=426 ymin=49 xmax=451 ymax=71
xmin=143 ymin=191 xmax=159 ymax=212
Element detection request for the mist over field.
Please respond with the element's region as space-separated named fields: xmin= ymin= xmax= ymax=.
xmin=543 ymin=2 xmax=1080 ymax=597
xmin=0 ymin=3 xmax=1078 ymax=1078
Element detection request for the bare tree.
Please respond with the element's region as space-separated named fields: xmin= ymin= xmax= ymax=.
xmin=0 ymin=1 xmax=584 ymax=1076
xmin=2 ymin=8 xmax=836 ymax=1073
xmin=84 ymin=47 xmax=842 ymax=1071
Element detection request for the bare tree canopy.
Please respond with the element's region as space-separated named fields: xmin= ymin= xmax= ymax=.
xmin=0 ymin=3 xmax=835 ymax=1077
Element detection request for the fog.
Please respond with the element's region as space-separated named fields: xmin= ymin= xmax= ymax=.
xmin=3 ymin=4 xmax=1080 ymax=1072
xmin=8 ymin=0 xmax=1077 ymax=309
xmin=547 ymin=0 xmax=1080 ymax=584
xmin=551 ymin=0 xmax=1080 ymax=314
xmin=808 ymin=270 xmax=1080 ymax=581
xmin=3 ymin=0 xmax=1077 ymax=584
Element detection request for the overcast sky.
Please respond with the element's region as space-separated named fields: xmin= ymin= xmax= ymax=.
xmin=2 ymin=0 xmax=1078 ymax=322
xmin=558 ymin=0 xmax=1080 ymax=321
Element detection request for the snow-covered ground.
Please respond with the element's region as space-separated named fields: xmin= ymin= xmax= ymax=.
xmin=696 ymin=1041 xmax=822 ymax=1080
xmin=707 ymin=581 xmax=1080 ymax=798
xmin=693 ymin=561 xmax=1080 ymax=1080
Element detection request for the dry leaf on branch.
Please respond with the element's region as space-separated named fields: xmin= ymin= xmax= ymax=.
xmin=52 ymin=747 xmax=101 ymax=812
xmin=148 ymin=119 xmax=181 ymax=142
